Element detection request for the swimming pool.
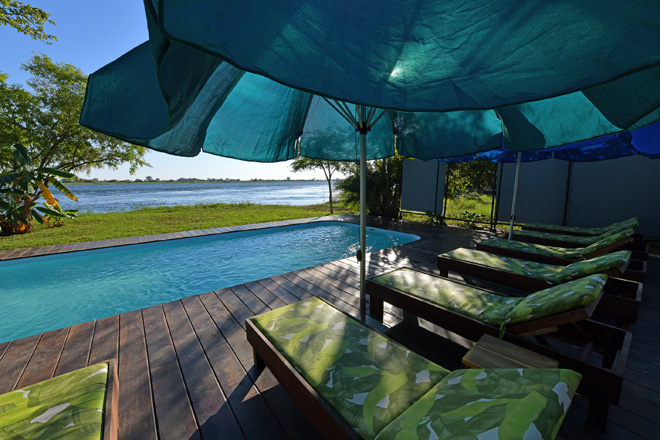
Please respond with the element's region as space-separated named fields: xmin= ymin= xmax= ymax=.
xmin=0 ymin=221 xmax=419 ymax=343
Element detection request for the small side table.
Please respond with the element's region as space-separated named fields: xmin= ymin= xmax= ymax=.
xmin=462 ymin=334 xmax=559 ymax=369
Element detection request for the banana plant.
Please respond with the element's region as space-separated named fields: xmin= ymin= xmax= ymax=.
xmin=0 ymin=144 xmax=79 ymax=235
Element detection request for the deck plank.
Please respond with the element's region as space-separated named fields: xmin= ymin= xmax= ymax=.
xmin=0 ymin=334 xmax=41 ymax=393
xmin=278 ymin=272 xmax=357 ymax=316
xmin=16 ymin=327 xmax=68 ymax=387
xmin=220 ymin=287 xmax=257 ymax=330
xmin=231 ymin=284 xmax=270 ymax=315
xmin=118 ymin=310 xmax=158 ymax=440
xmin=0 ymin=341 xmax=11 ymax=361
xmin=182 ymin=295 xmax=290 ymax=440
xmin=259 ymin=275 xmax=308 ymax=304
xmin=245 ymin=280 xmax=288 ymax=309
xmin=142 ymin=305 xmax=200 ymax=440
xmin=195 ymin=292 xmax=318 ymax=439
xmin=162 ymin=300 xmax=245 ymax=440
xmin=89 ymin=315 xmax=119 ymax=365
xmin=199 ymin=291 xmax=255 ymax=374
xmin=54 ymin=320 xmax=95 ymax=376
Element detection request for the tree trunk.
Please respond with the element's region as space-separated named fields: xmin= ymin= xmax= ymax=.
xmin=327 ymin=179 xmax=334 ymax=214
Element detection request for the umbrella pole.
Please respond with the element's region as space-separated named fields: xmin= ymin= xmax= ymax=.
xmin=508 ymin=152 xmax=522 ymax=240
xmin=359 ymin=116 xmax=367 ymax=322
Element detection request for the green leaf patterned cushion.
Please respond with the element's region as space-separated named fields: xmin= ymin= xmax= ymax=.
xmin=600 ymin=217 xmax=640 ymax=235
xmin=524 ymin=217 xmax=638 ymax=236
xmin=441 ymin=248 xmax=630 ymax=284
xmin=251 ymin=298 xmax=451 ymax=439
xmin=371 ymin=268 xmax=519 ymax=325
xmin=481 ymin=228 xmax=633 ymax=260
xmin=556 ymin=251 xmax=630 ymax=283
xmin=441 ymin=248 xmax=563 ymax=282
xmin=580 ymin=228 xmax=634 ymax=256
xmin=514 ymin=230 xmax=599 ymax=245
xmin=479 ymin=238 xmax=585 ymax=259
xmin=374 ymin=368 xmax=582 ymax=440
xmin=0 ymin=363 xmax=109 ymax=440
xmin=504 ymin=274 xmax=607 ymax=326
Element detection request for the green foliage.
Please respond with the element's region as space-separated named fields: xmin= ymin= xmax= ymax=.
xmin=0 ymin=201 xmax=357 ymax=250
xmin=0 ymin=144 xmax=78 ymax=235
xmin=424 ymin=210 xmax=443 ymax=225
xmin=336 ymin=155 xmax=403 ymax=219
xmin=0 ymin=0 xmax=56 ymax=43
xmin=290 ymin=156 xmax=344 ymax=214
xmin=445 ymin=160 xmax=497 ymax=199
xmin=460 ymin=210 xmax=488 ymax=228
xmin=0 ymin=54 xmax=149 ymax=177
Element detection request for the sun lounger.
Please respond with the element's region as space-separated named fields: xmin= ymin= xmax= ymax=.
xmin=512 ymin=227 xmax=646 ymax=252
xmin=0 ymin=360 xmax=118 ymax=439
xmin=436 ymin=249 xmax=641 ymax=323
xmin=247 ymin=297 xmax=582 ymax=439
xmin=476 ymin=230 xmax=647 ymax=282
xmin=366 ymin=268 xmax=632 ymax=430
xmin=522 ymin=217 xmax=639 ymax=237
xmin=478 ymin=228 xmax=634 ymax=263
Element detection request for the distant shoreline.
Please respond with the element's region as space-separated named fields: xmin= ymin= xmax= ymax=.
xmin=66 ymin=179 xmax=322 ymax=185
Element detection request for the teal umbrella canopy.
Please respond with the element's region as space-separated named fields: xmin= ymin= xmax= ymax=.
xmin=158 ymin=0 xmax=660 ymax=112
xmin=80 ymin=0 xmax=660 ymax=162
xmin=79 ymin=0 xmax=660 ymax=323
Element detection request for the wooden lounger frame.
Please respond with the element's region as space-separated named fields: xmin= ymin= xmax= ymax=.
xmin=366 ymin=270 xmax=632 ymax=431
xmin=103 ymin=359 xmax=119 ymax=440
xmin=436 ymin=253 xmax=642 ymax=324
xmin=246 ymin=299 xmax=362 ymax=440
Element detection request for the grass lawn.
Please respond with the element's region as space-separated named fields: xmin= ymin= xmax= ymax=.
xmin=0 ymin=202 xmax=356 ymax=251
xmin=444 ymin=193 xmax=494 ymax=221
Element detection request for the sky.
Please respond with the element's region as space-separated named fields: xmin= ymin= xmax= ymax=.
xmin=1 ymin=0 xmax=330 ymax=181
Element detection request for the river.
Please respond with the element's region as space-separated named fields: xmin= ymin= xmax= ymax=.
xmin=56 ymin=181 xmax=331 ymax=213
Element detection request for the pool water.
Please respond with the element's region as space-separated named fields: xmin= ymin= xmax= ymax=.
xmin=0 ymin=222 xmax=418 ymax=343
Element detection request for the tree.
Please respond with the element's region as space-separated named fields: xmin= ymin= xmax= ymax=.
xmin=335 ymin=155 xmax=404 ymax=219
xmin=0 ymin=54 xmax=149 ymax=180
xmin=0 ymin=0 xmax=56 ymax=44
xmin=290 ymin=157 xmax=344 ymax=214
xmin=1 ymin=144 xmax=78 ymax=235
xmin=445 ymin=160 xmax=497 ymax=199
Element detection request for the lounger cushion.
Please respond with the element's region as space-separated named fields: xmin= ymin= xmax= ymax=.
xmin=375 ymin=368 xmax=581 ymax=440
xmin=371 ymin=268 xmax=519 ymax=325
xmin=580 ymin=228 xmax=635 ymax=255
xmin=441 ymin=248 xmax=562 ymax=282
xmin=515 ymin=230 xmax=601 ymax=245
xmin=251 ymin=298 xmax=450 ymax=439
xmin=514 ymin=226 xmax=633 ymax=246
xmin=556 ymin=251 xmax=630 ymax=283
xmin=441 ymin=248 xmax=629 ymax=284
xmin=481 ymin=228 xmax=634 ymax=260
xmin=504 ymin=274 xmax=607 ymax=325
xmin=600 ymin=217 xmax=639 ymax=235
xmin=0 ymin=363 xmax=109 ymax=440
xmin=524 ymin=217 xmax=638 ymax=236
xmin=480 ymin=237 xmax=585 ymax=259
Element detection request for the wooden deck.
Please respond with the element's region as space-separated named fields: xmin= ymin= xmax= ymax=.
xmin=0 ymin=221 xmax=658 ymax=439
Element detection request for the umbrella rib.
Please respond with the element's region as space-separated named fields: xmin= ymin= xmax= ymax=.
xmin=366 ymin=107 xmax=378 ymax=127
xmin=369 ymin=109 xmax=389 ymax=129
xmin=339 ymin=101 xmax=356 ymax=121
xmin=323 ymin=97 xmax=358 ymax=129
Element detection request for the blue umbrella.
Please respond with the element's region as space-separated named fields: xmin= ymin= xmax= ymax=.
xmin=439 ymin=121 xmax=660 ymax=238
xmin=80 ymin=0 xmax=660 ymax=320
